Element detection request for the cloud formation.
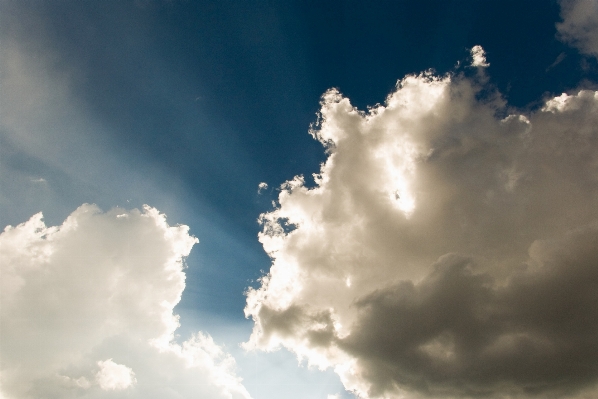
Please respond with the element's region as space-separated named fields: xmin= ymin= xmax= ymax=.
xmin=470 ymin=45 xmax=489 ymax=67
xmin=245 ymin=68 xmax=598 ymax=398
xmin=0 ymin=204 xmax=251 ymax=399
xmin=557 ymin=0 xmax=598 ymax=57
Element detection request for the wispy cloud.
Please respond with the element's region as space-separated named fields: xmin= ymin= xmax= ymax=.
xmin=557 ymin=0 xmax=598 ymax=57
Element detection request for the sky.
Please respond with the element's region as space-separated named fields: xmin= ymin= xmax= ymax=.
xmin=2 ymin=0 xmax=598 ymax=398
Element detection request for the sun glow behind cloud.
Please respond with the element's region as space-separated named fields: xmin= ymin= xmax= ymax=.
xmin=245 ymin=48 xmax=598 ymax=398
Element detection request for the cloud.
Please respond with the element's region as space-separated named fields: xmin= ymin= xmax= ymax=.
xmin=244 ymin=71 xmax=598 ymax=398
xmin=557 ymin=0 xmax=598 ymax=57
xmin=95 ymin=359 xmax=136 ymax=391
xmin=258 ymin=182 xmax=269 ymax=194
xmin=470 ymin=45 xmax=489 ymax=67
xmin=546 ymin=52 xmax=567 ymax=71
xmin=0 ymin=204 xmax=252 ymax=399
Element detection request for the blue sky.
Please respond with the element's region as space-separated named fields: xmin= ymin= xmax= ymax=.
xmin=3 ymin=1 xmax=598 ymax=398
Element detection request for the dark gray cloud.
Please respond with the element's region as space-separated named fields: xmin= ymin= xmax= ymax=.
xmin=344 ymin=228 xmax=598 ymax=397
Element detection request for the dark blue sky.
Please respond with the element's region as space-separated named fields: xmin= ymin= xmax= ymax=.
xmin=3 ymin=1 xmax=598 ymax=397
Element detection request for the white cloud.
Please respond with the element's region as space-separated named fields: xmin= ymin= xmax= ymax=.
xmin=557 ymin=0 xmax=598 ymax=57
xmin=258 ymin=182 xmax=269 ymax=194
xmin=245 ymin=71 xmax=598 ymax=398
xmin=0 ymin=204 xmax=252 ymax=399
xmin=470 ymin=45 xmax=489 ymax=67
xmin=95 ymin=359 xmax=136 ymax=391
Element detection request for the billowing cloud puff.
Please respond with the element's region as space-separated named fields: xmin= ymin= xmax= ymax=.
xmin=557 ymin=0 xmax=598 ymax=57
xmin=0 ymin=204 xmax=251 ymax=399
xmin=244 ymin=70 xmax=598 ymax=398
xmin=95 ymin=359 xmax=136 ymax=391
xmin=470 ymin=45 xmax=489 ymax=67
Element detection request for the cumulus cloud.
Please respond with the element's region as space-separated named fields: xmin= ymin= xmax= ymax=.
xmin=557 ymin=0 xmax=598 ymax=57
xmin=0 ymin=204 xmax=251 ymax=399
xmin=244 ymin=71 xmax=598 ymax=398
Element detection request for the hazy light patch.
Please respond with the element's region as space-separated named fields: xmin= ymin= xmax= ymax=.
xmin=0 ymin=28 xmax=193 ymax=238
xmin=375 ymin=144 xmax=417 ymax=216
